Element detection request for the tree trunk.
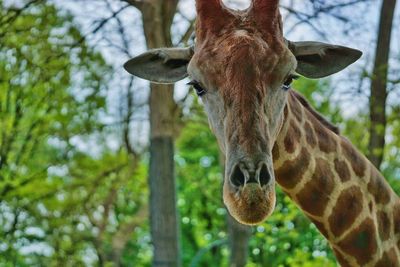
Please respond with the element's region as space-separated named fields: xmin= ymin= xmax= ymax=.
xmin=140 ymin=1 xmax=180 ymax=267
xmin=227 ymin=214 xmax=252 ymax=267
xmin=368 ymin=0 xmax=397 ymax=168
xmin=149 ymin=136 xmax=179 ymax=267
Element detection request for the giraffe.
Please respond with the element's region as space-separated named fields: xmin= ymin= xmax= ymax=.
xmin=123 ymin=0 xmax=400 ymax=266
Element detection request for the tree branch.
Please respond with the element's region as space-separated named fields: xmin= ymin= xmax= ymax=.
xmin=120 ymin=0 xmax=144 ymax=11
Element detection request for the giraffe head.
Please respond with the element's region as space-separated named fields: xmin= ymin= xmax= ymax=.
xmin=124 ymin=0 xmax=362 ymax=225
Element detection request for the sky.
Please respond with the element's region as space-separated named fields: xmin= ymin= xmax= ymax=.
xmin=7 ymin=0 xmax=399 ymax=149
xmin=43 ymin=0 xmax=399 ymax=153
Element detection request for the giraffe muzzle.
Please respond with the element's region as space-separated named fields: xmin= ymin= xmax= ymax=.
xmin=223 ymin=155 xmax=276 ymax=225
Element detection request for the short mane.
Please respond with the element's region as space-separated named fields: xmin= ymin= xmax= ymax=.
xmin=290 ymin=90 xmax=340 ymax=135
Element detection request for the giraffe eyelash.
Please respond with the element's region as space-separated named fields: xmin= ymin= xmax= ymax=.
xmin=187 ymin=80 xmax=207 ymax=96
xmin=282 ymin=74 xmax=300 ymax=91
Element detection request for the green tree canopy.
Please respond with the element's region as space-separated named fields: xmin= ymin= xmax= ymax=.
xmin=0 ymin=1 xmax=110 ymax=265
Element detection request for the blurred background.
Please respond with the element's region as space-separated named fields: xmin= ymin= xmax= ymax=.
xmin=0 ymin=0 xmax=399 ymax=266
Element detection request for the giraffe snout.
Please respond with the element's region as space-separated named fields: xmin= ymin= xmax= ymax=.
xmin=224 ymin=159 xmax=276 ymax=225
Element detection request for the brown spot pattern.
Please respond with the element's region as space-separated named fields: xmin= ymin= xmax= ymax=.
xmin=290 ymin=90 xmax=339 ymax=134
xmin=304 ymin=121 xmax=317 ymax=148
xmin=283 ymin=105 xmax=289 ymax=119
xmin=310 ymin=219 xmax=329 ymax=238
xmin=374 ymin=248 xmax=399 ymax=267
xmin=284 ymin=121 xmax=301 ymax=154
xmin=296 ymin=158 xmax=334 ymax=216
xmin=337 ymin=218 xmax=377 ymax=266
xmin=341 ymin=138 xmax=366 ymax=177
xmin=314 ymin=119 xmax=337 ymax=153
xmin=328 ymin=186 xmax=363 ymax=237
xmin=333 ymin=249 xmax=352 ymax=267
xmin=289 ymin=95 xmax=303 ymax=123
xmin=377 ymin=211 xmax=391 ymax=241
xmin=272 ymin=142 xmax=280 ymax=160
xmin=369 ymin=201 xmax=374 ymax=212
xmin=275 ymin=147 xmax=310 ymax=189
xmin=368 ymin=167 xmax=391 ymax=205
xmin=334 ymin=159 xmax=351 ymax=183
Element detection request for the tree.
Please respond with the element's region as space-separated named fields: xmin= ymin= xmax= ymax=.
xmin=227 ymin=214 xmax=252 ymax=267
xmin=0 ymin=0 xmax=109 ymax=265
xmin=122 ymin=1 xmax=182 ymax=266
xmin=367 ymin=0 xmax=397 ymax=168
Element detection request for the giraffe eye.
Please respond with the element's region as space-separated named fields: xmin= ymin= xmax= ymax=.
xmin=282 ymin=74 xmax=299 ymax=91
xmin=187 ymin=80 xmax=207 ymax=96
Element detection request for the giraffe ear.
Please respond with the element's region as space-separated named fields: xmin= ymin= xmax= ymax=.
xmin=124 ymin=47 xmax=194 ymax=84
xmin=288 ymin=41 xmax=362 ymax=79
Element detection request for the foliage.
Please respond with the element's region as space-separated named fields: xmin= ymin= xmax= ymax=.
xmin=0 ymin=1 xmax=111 ymax=265
xmin=1 ymin=1 xmax=400 ymax=266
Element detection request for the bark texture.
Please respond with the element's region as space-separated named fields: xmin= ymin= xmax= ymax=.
xmin=140 ymin=1 xmax=181 ymax=266
xmin=368 ymin=0 xmax=397 ymax=168
xmin=149 ymin=137 xmax=179 ymax=267
xmin=227 ymin=214 xmax=252 ymax=267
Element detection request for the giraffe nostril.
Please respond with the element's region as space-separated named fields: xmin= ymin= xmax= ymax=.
xmin=230 ymin=165 xmax=246 ymax=187
xmin=259 ymin=164 xmax=271 ymax=186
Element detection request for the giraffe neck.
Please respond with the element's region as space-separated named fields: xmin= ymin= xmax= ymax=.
xmin=272 ymin=90 xmax=400 ymax=266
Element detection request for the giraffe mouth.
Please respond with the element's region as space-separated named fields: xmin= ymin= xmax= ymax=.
xmin=223 ymin=179 xmax=276 ymax=225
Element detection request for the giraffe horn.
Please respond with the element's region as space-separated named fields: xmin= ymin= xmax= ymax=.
xmin=250 ymin=0 xmax=282 ymax=35
xmin=252 ymin=0 xmax=280 ymax=11
xmin=195 ymin=0 xmax=233 ymax=39
xmin=251 ymin=0 xmax=280 ymax=19
xmin=196 ymin=0 xmax=224 ymax=17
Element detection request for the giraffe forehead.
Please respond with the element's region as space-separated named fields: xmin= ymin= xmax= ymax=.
xmin=193 ymin=32 xmax=290 ymax=87
xmin=199 ymin=30 xmax=280 ymax=63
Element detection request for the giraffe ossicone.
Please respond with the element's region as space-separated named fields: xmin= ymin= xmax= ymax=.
xmin=124 ymin=0 xmax=400 ymax=265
